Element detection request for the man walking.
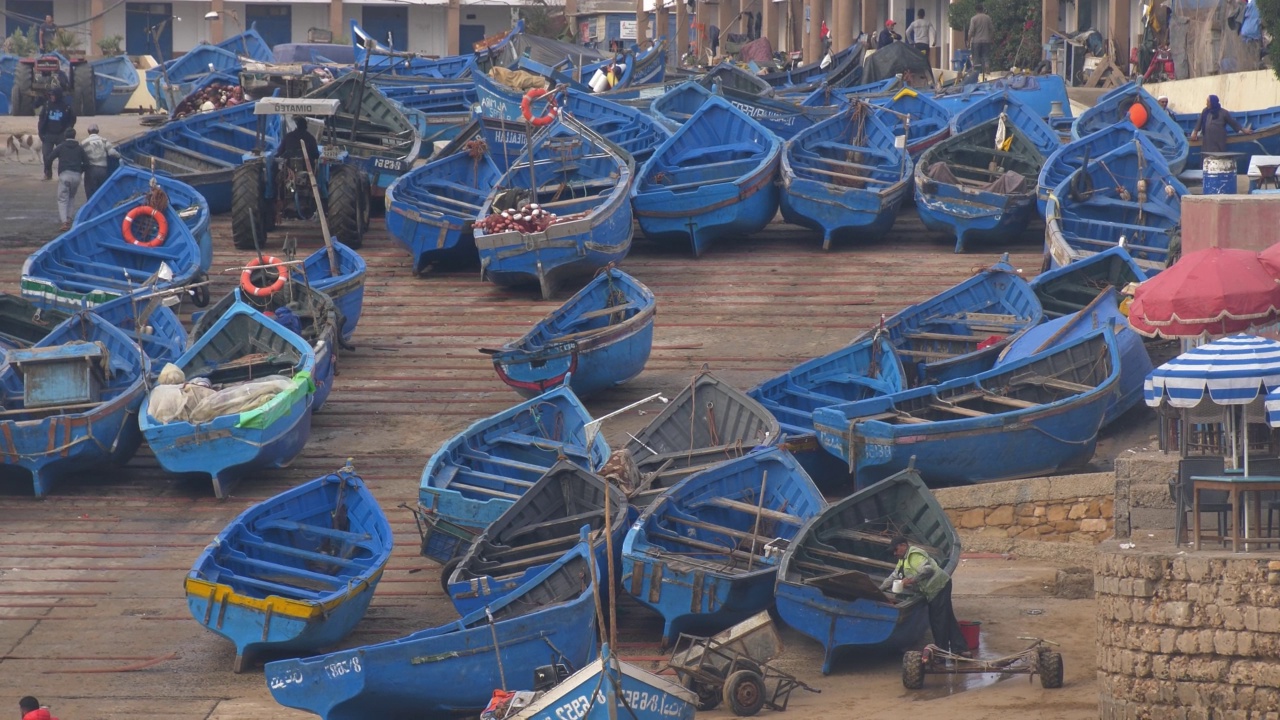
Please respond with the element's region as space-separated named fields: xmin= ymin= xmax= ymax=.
xmin=880 ymin=535 xmax=972 ymax=657
xmin=44 ymin=128 xmax=88 ymax=231
xmin=905 ymin=9 xmax=935 ymax=65
xmin=36 ymin=86 xmax=76 ymax=181
xmin=968 ymin=4 xmax=995 ymax=77
xmin=80 ymin=124 xmax=118 ymax=199
xmin=38 ymin=14 xmax=58 ymax=52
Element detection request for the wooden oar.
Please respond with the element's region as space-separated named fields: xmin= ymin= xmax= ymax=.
xmin=299 ymin=143 xmax=341 ymax=278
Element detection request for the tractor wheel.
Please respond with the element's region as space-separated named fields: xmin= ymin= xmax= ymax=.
xmin=72 ymin=63 xmax=95 ymax=117
xmin=1039 ymin=651 xmax=1064 ymax=689
xmin=231 ymin=161 xmax=269 ymax=250
xmin=722 ymin=670 xmax=765 ymax=717
xmin=438 ymin=557 xmax=461 ymax=595
xmin=12 ymin=68 xmax=33 ymax=116
xmin=902 ymin=650 xmax=926 ymax=689
xmin=326 ymin=164 xmax=365 ymax=249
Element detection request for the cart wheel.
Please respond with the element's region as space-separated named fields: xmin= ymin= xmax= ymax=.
xmin=439 ymin=557 xmax=461 ymax=595
xmin=681 ymin=675 xmax=721 ymax=711
xmin=1039 ymin=651 xmax=1064 ymax=689
xmin=902 ymin=650 xmax=926 ymax=690
xmin=723 ymin=670 xmax=766 ymax=717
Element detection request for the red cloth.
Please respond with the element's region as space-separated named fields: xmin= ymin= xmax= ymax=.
xmin=975 ymin=335 xmax=1004 ymax=351
xmin=24 ymin=709 xmax=58 ymax=720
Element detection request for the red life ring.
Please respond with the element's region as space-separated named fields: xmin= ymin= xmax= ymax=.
xmin=240 ymin=256 xmax=289 ymax=297
xmin=122 ymin=205 xmax=169 ymax=247
xmin=521 ymin=88 xmax=558 ymax=127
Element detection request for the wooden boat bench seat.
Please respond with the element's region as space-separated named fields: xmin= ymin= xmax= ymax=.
xmin=255 ymin=519 xmax=374 ymax=545
xmin=571 ymin=302 xmax=640 ymax=322
xmin=648 ymin=527 xmax=768 ymax=563
xmin=808 ymin=371 xmax=892 ymax=391
xmin=800 ymin=545 xmax=897 ymax=570
xmin=239 ymin=538 xmax=367 ymax=569
xmin=155 ymin=140 xmax=236 ymax=168
xmin=943 ymin=389 xmax=1038 ymax=409
xmin=1010 ymin=374 xmax=1095 ymax=394
xmin=666 ymin=515 xmax=782 ymax=546
xmin=220 ymin=571 xmax=329 ymax=599
xmin=857 ymin=410 xmax=929 ymax=424
xmin=895 ymin=347 xmax=961 ymax=360
xmin=437 ymin=463 xmax=533 ymax=496
xmin=797 ymin=164 xmax=899 ymax=186
xmin=1066 ymin=235 xmax=1167 ymax=255
xmin=458 ymin=453 xmax=547 ymax=477
xmin=178 ymin=131 xmax=248 ymax=157
xmin=926 ymin=401 xmax=990 ymax=418
xmin=929 ymin=312 xmax=1023 ymax=332
xmin=904 ymin=331 xmax=981 ymax=343
xmin=484 ymin=542 xmax=589 ymax=576
xmin=490 ymin=432 xmax=590 ymax=457
xmin=779 ymin=384 xmax=842 ymax=406
xmin=692 ymin=496 xmax=803 ymax=526
xmin=671 ymin=143 xmax=762 ymax=165
xmin=228 ymin=554 xmax=347 ymax=587
xmin=503 ymin=510 xmax=604 ymax=542
xmin=134 ymin=152 xmax=202 ymax=175
xmin=212 ymin=122 xmax=259 ymax=139
xmin=426 ymin=179 xmax=489 ymax=202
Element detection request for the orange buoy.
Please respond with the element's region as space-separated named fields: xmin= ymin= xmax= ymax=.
xmin=1128 ymin=102 xmax=1149 ymax=129
xmin=240 ymin=256 xmax=289 ymax=297
xmin=122 ymin=205 xmax=169 ymax=247
xmin=520 ymin=88 xmax=559 ymax=127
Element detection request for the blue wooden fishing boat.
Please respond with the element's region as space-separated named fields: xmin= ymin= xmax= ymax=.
xmin=866 ymin=89 xmax=951 ymax=159
xmin=651 ymin=81 xmax=836 ymax=139
xmin=621 ymin=447 xmax=826 ymax=645
xmin=140 ymin=293 xmax=317 ymax=499
xmin=485 ymin=267 xmax=655 ymax=399
xmin=169 ymin=71 xmax=239 ymax=118
xmin=1029 ymin=245 xmax=1145 ymax=319
xmin=781 ymin=103 xmax=912 ymax=249
xmin=116 ymin=99 xmax=280 ymax=213
xmin=632 ymin=95 xmax=781 ymax=257
xmin=1045 ymin=134 xmax=1187 ymax=276
xmin=185 ymin=462 xmax=394 ymax=672
xmin=508 ymin=647 xmax=697 ymax=720
xmin=1036 ymin=121 xmax=1139 ymax=217
xmin=149 ymin=27 xmax=272 ymax=111
xmin=931 ymin=73 xmax=1073 ymax=125
xmin=0 ymin=312 xmax=148 ymax=497
xmin=949 ymin=91 xmax=1061 ymax=158
xmin=0 ymin=53 xmax=15 ymax=99
xmin=1173 ymin=104 xmax=1280 ymax=173
xmin=760 ymin=43 xmax=863 ymax=88
xmin=380 ymin=82 xmax=476 ymax=148
xmin=799 ymin=77 xmax=898 ymax=108
xmin=812 ymin=326 xmax=1120 ymax=487
xmin=1072 ymin=82 xmax=1188 ymax=175
xmin=625 ymin=369 xmax=781 ymax=506
xmin=702 ymin=62 xmax=776 ymax=97
xmin=775 ymin=462 xmax=960 ymax=674
xmin=295 ymin=241 xmax=366 ymax=347
xmin=21 ymin=198 xmax=204 ymax=312
xmin=303 ymin=75 xmax=421 ymax=192
xmin=90 ymin=54 xmax=139 ymax=115
xmin=265 ymin=531 xmax=599 ymax=719
xmin=475 ymin=116 xmax=635 ymax=300
xmin=446 ymin=458 xmax=627 ymax=616
xmin=998 ymin=288 xmax=1150 ymax=427
xmin=416 ymin=384 xmax=611 ymax=564
xmin=75 ymin=165 xmax=213 ymax=273
xmin=145 ymin=26 xmax=272 ymax=102
xmin=0 ymin=293 xmax=187 ymax=372
xmin=193 ymin=277 xmax=341 ymax=412
xmin=352 ymin=19 xmax=521 ymax=78
xmin=915 ymin=102 xmax=1053 ymax=252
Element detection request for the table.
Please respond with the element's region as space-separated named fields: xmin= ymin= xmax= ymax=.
xmin=1191 ymin=475 xmax=1280 ymax=552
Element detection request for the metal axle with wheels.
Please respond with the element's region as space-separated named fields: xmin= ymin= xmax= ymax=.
xmin=901 ymin=637 xmax=1064 ymax=690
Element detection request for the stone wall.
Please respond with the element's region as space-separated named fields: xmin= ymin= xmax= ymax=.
xmin=1096 ymin=544 xmax=1280 ymax=719
xmin=935 ymin=472 xmax=1115 ymax=549
xmin=1112 ymin=452 xmax=1181 ymax=540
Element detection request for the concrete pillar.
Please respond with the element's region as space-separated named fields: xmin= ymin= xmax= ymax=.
xmin=804 ymin=0 xmax=823 ymax=64
xmin=718 ymin=0 xmax=734 ymax=53
xmin=831 ymin=0 xmax=847 ymax=50
xmin=637 ymin=0 xmax=650 ymax=46
xmin=761 ymin=0 xmax=776 ymax=50
xmin=695 ymin=0 xmax=710 ymax=59
xmin=1108 ymin=0 xmax=1128 ymax=71
xmin=655 ymin=0 xmax=668 ymax=46
xmin=790 ymin=0 xmax=803 ymax=53
xmin=89 ymin=0 xmax=104 ymax=56
xmin=446 ymin=0 xmax=460 ymax=55
xmin=209 ymin=0 xmax=225 ymax=44
xmin=676 ymin=0 xmax=688 ymax=61
xmin=1042 ymin=0 xmax=1058 ymax=43
xmin=862 ymin=0 xmax=876 ymax=44
xmin=329 ymin=0 xmax=344 ymax=41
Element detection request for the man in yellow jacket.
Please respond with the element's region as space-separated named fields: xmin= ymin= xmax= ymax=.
xmin=881 ymin=535 xmax=972 ymax=657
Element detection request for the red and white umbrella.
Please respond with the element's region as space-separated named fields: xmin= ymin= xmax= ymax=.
xmin=1128 ymin=247 xmax=1280 ymax=338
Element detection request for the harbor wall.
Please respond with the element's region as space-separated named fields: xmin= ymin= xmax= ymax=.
xmin=1181 ymin=195 xmax=1280 ymax=255
xmin=1145 ymin=69 xmax=1280 ymax=114
xmin=1095 ymin=544 xmax=1280 ymax=718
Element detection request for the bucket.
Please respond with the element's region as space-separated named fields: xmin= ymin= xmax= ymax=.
xmin=958 ymin=620 xmax=981 ymax=649
xmin=1203 ymin=155 xmax=1237 ymax=195
xmin=952 ymin=50 xmax=970 ymax=72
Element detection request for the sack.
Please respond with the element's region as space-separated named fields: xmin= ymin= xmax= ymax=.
xmin=188 ymin=375 xmax=296 ymax=424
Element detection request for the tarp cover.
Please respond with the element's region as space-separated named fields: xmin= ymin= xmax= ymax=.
xmin=489 ymin=67 xmax=549 ymax=91
xmin=861 ymin=42 xmax=933 ymax=84
xmin=738 ymin=37 xmax=775 ymax=65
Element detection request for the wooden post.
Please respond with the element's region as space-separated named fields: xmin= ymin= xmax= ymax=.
xmin=831 ymin=0 xmax=847 ymax=51
xmin=808 ymin=0 xmax=824 ymax=64
xmin=209 ymin=0 xmax=226 ymax=43
xmin=861 ymin=0 xmax=876 ymax=45
xmin=695 ymin=0 xmax=710 ymax=62
xmin=446 ymin=0 xmax=461 ymax=55
xmin=637 ymin=0 xmax=649 ymax=46
xmin=790 ymin=0 xmax=802 ymax=53
xmin=1042 ymin=0 xmax=1059 ymax=44
xmin=676 ymin=0 xmax=688 ymax=63
xmin=1108 ymin=0 xmax=1129 ymax=73
xmin=329 ymin=0 xmax=344 ymax=42
xmin=761 ymin=0 xmax=776 ymax=50
xmin=718 ymin=0 xmax=733 ymax=58
xmin=655 ymin=0 xmax=668 ymax=45
xmin=89 ymin=0 xmax=104 ymax=56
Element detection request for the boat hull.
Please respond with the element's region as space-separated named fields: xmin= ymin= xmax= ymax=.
xmin=302 ymin=242 xmax=366 ymax=346
xmin=633 ymin=156 xmax=780 ymax=256
xmin=494 ymin=321 xmax=654 ymax=399
xmin=508 ymin=655 xmax=697 ymax=720
xmin=775 ymin=586 xmax=930 ymax=674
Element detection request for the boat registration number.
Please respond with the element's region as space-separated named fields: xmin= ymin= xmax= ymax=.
xmin=370 ymin=156 xmax=407 ymax=174
xmin=324 ymin=657 xmax=362 ymax=678
xmin=554 ymin=689 xmax=678 ymax=719
xmin=321 ymin=145 xmax=342 ymax=160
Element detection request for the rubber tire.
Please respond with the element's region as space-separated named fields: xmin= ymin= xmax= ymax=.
xmin=326 ymin=164 xmax=365 ymax=249
xmin=722 ymin=670 xmax=765 ymax=717
xmin=438 ymin=557 xmax=461 ymax=595
xmin=1039 ymin=650 xmax=1064 ymax=689
xmin=681 ymin=675 xmax=721 ymax=712
xmin=72 ymin=63 xmax=95 ymax=117
xmin=12 ymin=67 xmax=33 ymax=116
xmin=902 ymin=650 xmax=925 ymax=689
xmin=189 ymin=271 xmax=210 ymax=308
xmin=231 ymin=161 xmax=269 ymax=250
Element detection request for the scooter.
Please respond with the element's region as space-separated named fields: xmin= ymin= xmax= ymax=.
xmin=1143 ymin=45 xmax=1175 ymax=83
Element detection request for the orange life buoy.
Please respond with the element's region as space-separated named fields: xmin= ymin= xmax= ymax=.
xmin=122 ymin=205 xmax=169 ymax=247
xmin=521 ymin=88 xmax=558 ymax=127
xmin=240 ymin=256 xmax=289 ymax=297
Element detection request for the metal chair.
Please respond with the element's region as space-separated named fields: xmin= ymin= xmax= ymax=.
xmin=1171 ymin=456 xmax=1230 ymax=547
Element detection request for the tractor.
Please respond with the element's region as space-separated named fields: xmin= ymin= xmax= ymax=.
xmin=231 ymin=97 xmax=369 ymax=250
xmin=10 ymin=51 xmax=94 ymax=117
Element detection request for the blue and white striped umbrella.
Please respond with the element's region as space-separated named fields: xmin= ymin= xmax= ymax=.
xmin=1264 ymin=387 xmax=1280 ymax=427
xmin=1144 ymin=334 xmax=1280 ymax=409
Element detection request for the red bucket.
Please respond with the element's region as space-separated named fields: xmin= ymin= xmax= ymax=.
xmin=958 ymin=620 xmax=981 ymax=649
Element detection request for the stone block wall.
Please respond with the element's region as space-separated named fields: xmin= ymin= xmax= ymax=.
xmin=1096 ymin=544 xmax=1280 ymax=719
xmin=1112 ymin=452 xmax=1181 ymax=540
xmin=934 ymin=472 xmax=1116 ymax=547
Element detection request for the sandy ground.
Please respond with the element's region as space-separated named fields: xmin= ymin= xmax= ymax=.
xmin=0 ymin=113 xmax=1104 ymax=719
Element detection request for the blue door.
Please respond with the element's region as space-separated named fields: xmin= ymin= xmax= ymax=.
xmin=459 ymin=24 xmax=485 ymax=52
xmin=125 ymin=2 xmax=173 ymax=59
xmin=245 ymin=4 xmax=291 ymax=49
xmin=362 ymin=6 xmax=408 ymax=50
xmin=5 ymin=0 xmax=53 ymax=43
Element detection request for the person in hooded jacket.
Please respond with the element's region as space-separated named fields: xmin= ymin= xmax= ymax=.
xmin=37 ymin=87 xmax=76 ymax=181
xmin=1191 ymin=94 xmax=1250 ymax=154
xmin=20 ymin=696 xmax=59 ymax=720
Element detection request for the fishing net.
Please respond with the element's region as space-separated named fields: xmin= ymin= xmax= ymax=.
xmin=1153 ymin=1 xmax=1265 ymax=80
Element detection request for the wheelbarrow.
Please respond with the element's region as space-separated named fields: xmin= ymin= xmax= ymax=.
xmin=901 ymin=637 xmax=1064 ymax=690
xmin=667 ymin=611 xmax=820 ymax=717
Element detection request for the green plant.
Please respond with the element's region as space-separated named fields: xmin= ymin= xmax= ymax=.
xmin=97 ymin=34 xmax=124 ymax=56
xmin=1258 ymin=0 xmax=1280 ymax=83
xmin=520 ymin=0 xmax=568 ymax=40
xmin=948 ymin=0 xmax=1042 ymax=72
xmin=49 ymin=28 xmax=84 ymax=55
xmin=3 ymin=27 xmax=38 ymax=56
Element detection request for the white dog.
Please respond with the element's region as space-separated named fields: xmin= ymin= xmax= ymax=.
xmin=6 ymin=133 xmax=39 ymax=163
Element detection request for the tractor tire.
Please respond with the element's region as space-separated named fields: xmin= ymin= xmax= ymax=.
xmin=326 ymin=164 xmax=365 ymax=249
xmin=902 ymin=650 xmax=926 ymax=689
xmin=1039 ymin=651 xmax=1064 ymax=689
xmin=722 ymin=670 xmax=765 ymax=717
xmin=72 ymin=64 xmax=95 ymax=117
xmin=12 ymin=68 xmax=33 ymax=116
xmin=438 ymin=557 xmax=461 ymax=595
xmin=231 ymin=161 xmax=270 ymax=250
